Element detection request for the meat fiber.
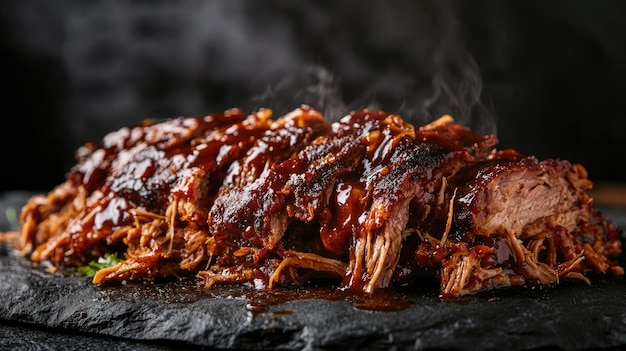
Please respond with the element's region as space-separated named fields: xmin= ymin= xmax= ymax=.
xmin=16 ymin=106 xmax=623 ymax=298
xmin=420 ymin=151 xmax=623 ymax=297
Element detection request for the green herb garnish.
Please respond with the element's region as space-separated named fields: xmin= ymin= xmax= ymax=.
xmin=77 ymin=253 xmax=124 ymax=277
xmin=5 ymin=207 xmax=18 ymax=230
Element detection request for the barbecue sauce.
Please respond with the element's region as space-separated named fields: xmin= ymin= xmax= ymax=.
xmin=205 ymin=109 xmax=500 ymax=293
xmin=21 ymin=105 xmax=622 ymax=300
xmin=47 ymin=109 xmax=272 ymax=264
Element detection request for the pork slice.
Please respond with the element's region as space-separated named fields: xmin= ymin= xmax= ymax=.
xmin=21 ymin=109 xmax=271 ymax=275
xmin=204 ymin=110 xmax=418 ymax=288
xmin=69 ymin=109 xmax=249 ymax=193
xmin=423 ymin=152 xmax=623 ymax=298
xmin=448 ymin=153 xmax=594 ymax=241
xmin=344 ymin=125 xmax=487 ymax=293
xmin=93 ymin=111 xmax=275 ymax=283
xmin=207 ymin=106 xmax=330 ymax=251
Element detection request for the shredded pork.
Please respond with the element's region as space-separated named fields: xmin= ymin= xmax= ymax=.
xmin=16 ymin=106 xmax=623 ymax=298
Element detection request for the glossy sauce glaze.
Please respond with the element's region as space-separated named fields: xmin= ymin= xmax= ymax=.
xmin=43 ymin=109 xmax=272 ymax=264
xmin=20 ymin=106 xmax=622 ymax=299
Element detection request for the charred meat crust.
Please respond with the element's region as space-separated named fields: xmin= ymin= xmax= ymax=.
xmin=16 ymin=106 xmax=623 ymax=298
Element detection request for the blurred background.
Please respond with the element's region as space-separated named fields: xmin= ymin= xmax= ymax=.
xmin=1 ymin=0 xmax=625 ymax=193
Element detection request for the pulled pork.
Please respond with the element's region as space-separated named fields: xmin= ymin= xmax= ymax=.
xmin=17 ymin=106 xmax=623 ymax=298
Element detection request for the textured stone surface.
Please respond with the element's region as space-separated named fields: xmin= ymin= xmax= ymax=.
xmin=1 ymin=194 xmax=626 ymax=350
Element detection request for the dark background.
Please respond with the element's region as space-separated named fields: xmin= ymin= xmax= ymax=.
xmin=1 ymin=0 xmax=625 ymax=193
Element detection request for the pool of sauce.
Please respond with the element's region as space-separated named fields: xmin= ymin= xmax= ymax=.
xmin=99 ymin=276 xmax=423 ymax=313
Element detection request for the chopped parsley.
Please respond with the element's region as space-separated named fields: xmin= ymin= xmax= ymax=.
xmin=77 ymin=253 xmax=124 ymax=277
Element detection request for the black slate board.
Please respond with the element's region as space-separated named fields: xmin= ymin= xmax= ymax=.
xmin=2 ymin=192 xmax=626 ymax=351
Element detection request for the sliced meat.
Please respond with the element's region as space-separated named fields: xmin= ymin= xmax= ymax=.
xmin=342 ymin=115 xmax=497 ymax=293
xmin=16 ymin=107 xmax=623 ymax=298
xmin=207 ymin=106 xmax=330 ymax=248
xmin=24 ymin=109 xmax=274 ymax=281
xmin=415 ymin=151 xmax=623 ymax=298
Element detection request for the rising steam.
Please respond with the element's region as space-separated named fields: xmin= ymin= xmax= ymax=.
xmin=242 ymin=0 xmax=496 ymax=134
xmin=50 ymin=0 xmax=496 ymax=146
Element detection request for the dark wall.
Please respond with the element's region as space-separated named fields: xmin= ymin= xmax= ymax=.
xmin=1 ymin=0 xmax=625 ymax=192
xmin=458 ymin=0 xmax=626 ymax=181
